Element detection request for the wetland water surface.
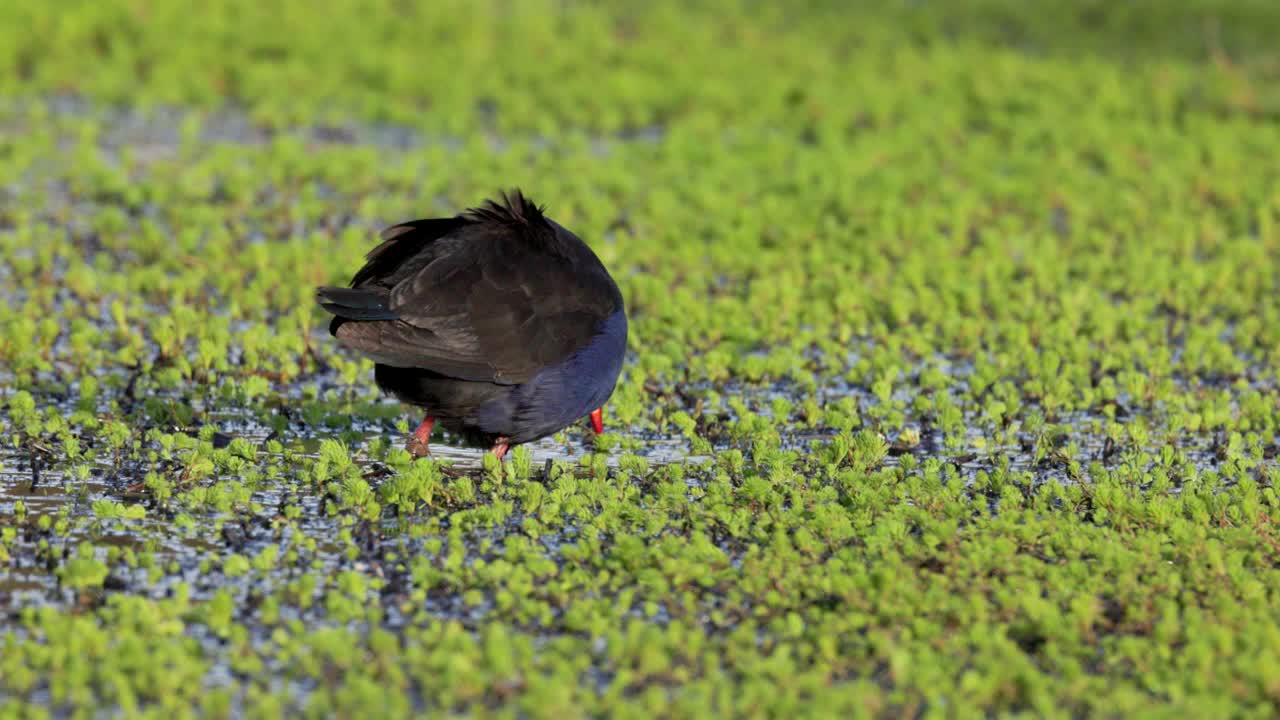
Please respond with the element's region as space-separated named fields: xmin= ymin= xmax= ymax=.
xmin=5 ymin=1 xmax=1280 ymax=715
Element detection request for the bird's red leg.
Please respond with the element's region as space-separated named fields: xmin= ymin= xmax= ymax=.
xmin=407 ymin=415 xmax=435 ymax=458
xmin=490 ymin=438 xmax=510 ymax=460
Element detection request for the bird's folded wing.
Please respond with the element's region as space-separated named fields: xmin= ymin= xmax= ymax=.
xmin=328 ymin=241 xmax=608 ymax=385
xmin=384 ymin=239 xmax=609 ymax=384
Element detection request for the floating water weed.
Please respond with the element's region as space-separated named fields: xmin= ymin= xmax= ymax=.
xmin=3 ymin=0 xmax=1280 ymax=716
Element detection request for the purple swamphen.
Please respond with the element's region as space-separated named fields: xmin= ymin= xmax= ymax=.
xmin=317 ymin=190 xmax=627 ymax=459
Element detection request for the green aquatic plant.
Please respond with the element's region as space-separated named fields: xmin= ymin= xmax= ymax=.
xmin=3 ymin=0 xmax=1280 ymax=716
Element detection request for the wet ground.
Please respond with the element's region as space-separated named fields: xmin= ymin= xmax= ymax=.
xmin=2 ymin=332 xmax=1260 ymax=612
xmin=5 ymin=15 xmax=1280 ymax=708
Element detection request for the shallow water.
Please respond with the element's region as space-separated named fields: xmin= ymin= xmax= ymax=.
xmin=4 ymin=79 xmax=1280 ymax=715
xmin=0 ymin=347 xmax=1247 ymax=613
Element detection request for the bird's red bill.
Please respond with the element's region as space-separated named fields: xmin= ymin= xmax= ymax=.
xmin=590 ymin=408 xmax=604 ymax=434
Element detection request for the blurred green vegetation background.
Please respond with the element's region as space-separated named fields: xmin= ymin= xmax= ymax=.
xmin=5 ymin=0 xmax=1280 ymax=132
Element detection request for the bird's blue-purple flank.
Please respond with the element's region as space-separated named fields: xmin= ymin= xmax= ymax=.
xmin=316 ymin=190 xmax=628 ymax=459
xmin=470 ymin=308 xmax=627 ymax=442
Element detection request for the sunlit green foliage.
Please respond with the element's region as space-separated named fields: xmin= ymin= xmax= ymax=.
xmin=3 ymin=0 xmax=1280 ymax=716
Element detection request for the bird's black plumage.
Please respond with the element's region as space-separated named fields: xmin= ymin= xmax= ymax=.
xmin=317 ymin=190 xmax=627 ymax=452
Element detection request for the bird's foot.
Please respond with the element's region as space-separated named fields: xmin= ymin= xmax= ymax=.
xmin=407 ymin=415 xmax=435 ymax=458
xmin=407 ymin=436 xmax=432 ymax=458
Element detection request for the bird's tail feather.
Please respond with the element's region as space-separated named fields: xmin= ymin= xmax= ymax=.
xmin=315 ymin=286 xmax=399 ymax=320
